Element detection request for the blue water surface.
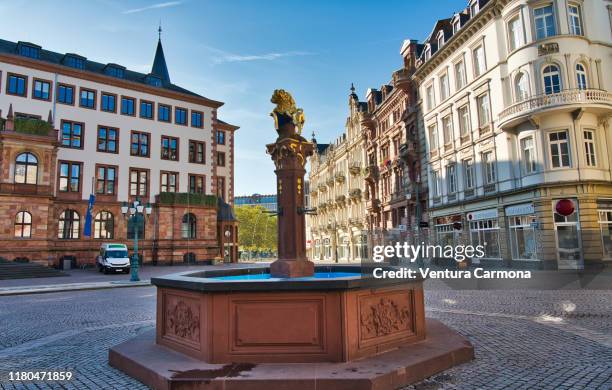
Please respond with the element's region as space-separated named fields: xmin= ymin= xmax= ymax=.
xmin=211 ymin=272 xmax=361 ymax=281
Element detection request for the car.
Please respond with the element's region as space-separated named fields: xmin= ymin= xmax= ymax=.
xmin=96 ymin=243 xmax=130 ymax=274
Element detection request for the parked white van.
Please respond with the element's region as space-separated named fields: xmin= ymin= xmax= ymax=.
xmin=97 ymin=243 xmax=130 ymax=274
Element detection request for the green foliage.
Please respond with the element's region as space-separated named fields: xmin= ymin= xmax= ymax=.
xmin=235 ymin=205 xmax=277 ymax=253
xmin=158 ymin=192 xmax=217 ymax=207
xmin=14 ymin=118 xmax=53 ymax=136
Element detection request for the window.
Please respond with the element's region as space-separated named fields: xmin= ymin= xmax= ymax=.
xmin=97 ymin=126 xmax=118 ymax=153
xmin=161 ymin=136 xmax=179 ymax=161
xmin=584 ymin=130 xmax=596 ymax=167
xmin=14 ymin=153 xmax=38 ymax=185
xmin=7 ymin=74 xmax=27 ymax=96
xmin=470 ymin=219 xmax=501 ymax=259
xmin=191 ymin=111 xmax=203 ymax=128
xmin=507 ymin=16 xmax=523 ymax=51
xmin=426 ymin=84 xmax=435 ymax=111
xmin=175 ymin=107 xmax=187 ymax=125
xmin=216 ymin=130 xmax=226 ymax=145
xmin=534 ymin=5 xmax=556 ymax=40
xmin=543 ymin=65 xmax=561 ymax=94
xmin=463 ymin=159 xmax=474 ymax=189
xmin=473 ymin=45 xmax=486 ymax=77
xmin=104 ymin=65 xmax=125 ymax=78
xmin=130 ymin=131 xmax=150 ymax=157
xmin=59 ymin=161 xmax=81 ymax=193
xmin=94 ymin=211 xmax=114 ymax=239
xmin=217 ymin=151 xmax=226 ymax=167
xmin=424 ymin=46 xmax=431 ymax=61
xmin=18 ymin=44 xmax=40 ymax=59
xmin=446 ymin=165 xmax=457 ymax=193
xmin=96 ymin=165 xmax=116 ymax=195
xmin=470 ymin=1 xmax=478 ymax=16
xmin=568 ymin=4 xmax=583 ymax=35
xmin=181 ymin=213 xmax=197 ymax=239
xmin=217 ymin=177 xmax=226 ymax=200
xmin=158 ymin=104 xmax=171 ymax=122
xmin=121 ymin=96 xmax=135 ymax=116
xmin=509 ymin=215 xmax=538 ymax=260
xmin=482 ymin=151 xmax=496 ymax=184
xmin=160 ymin=171 xmax=178 ymax=193
xmin=549 ymin=131 xmax=570 ymax=168
xmin=428 ymin=124 xmax=438 ymax=150
xmin=515 ymin=72 xmax=529 ymax=102
xmin=455 ymin=60 xmax=466 ymax=90
xmin=440 ymin=72 xmax=449 ymax=101
xmin=437 ymin=33 xmax=444 ymax=49
xmin=576 ymin=63 xmax=587 ymax=90
xmin=79 ymin=88 xmax=96 ymax=109
xmin=432 ymin=170 xmax=441 ymax=197
xmin=140 ymin=100 xmax=154 ymax=119
xmin=458 ymin=105 xmax=470 ymax=137
xmin=477 ymin=93 xmax=490 ymax=127
xmin=189 ymin=174 xmax=205 ymax=194
xmin=33 ymin=79 xmax=51 ymax=100
xmin=64 ymin=55 xmax=84 ymax=69
xmin=14 ymin=211 xmax=32 ymax=238
xmin=61 ymin=121 xmax=83 ymax=149
xmin=101 ymin=93 xmax=116 ymax=112
xmin=189 ymin=141 xmax=205 ymax=164
xmin=129 ymin=168 xmax=148 ymax=196
xmin=521 ymin=137 xmax=536 ymax=174
xmin=57 ymin=84 xmax=74 ymax=105
xmin=453 ymin=19 xmax=460 ymax=33
xmin=442 ymin=115 xmax=453 ymax=145
xmin=598 ymin=209 xmax=612 ymax=259
xmin=58 ymin=210 xmax=80 ymax=239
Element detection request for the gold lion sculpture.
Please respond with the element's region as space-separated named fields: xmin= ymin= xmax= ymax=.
xmin=270 ymin=89 xmax=305 ymax=136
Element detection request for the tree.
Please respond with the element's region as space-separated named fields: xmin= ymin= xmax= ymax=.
xmin=235 ymin=205 xmax=277 ymax=254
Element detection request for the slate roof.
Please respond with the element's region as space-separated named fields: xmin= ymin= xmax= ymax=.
xmin=0 ymin=38 xmax=208 ymax=100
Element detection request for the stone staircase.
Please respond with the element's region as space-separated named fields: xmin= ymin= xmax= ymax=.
xmin=0 ymin=260 xmax=67 ymax=280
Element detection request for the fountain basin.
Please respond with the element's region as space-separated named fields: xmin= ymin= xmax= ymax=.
xmin=150 ymin=265 xmax=426 ymax=364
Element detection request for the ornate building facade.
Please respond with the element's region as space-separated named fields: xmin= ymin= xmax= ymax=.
xmin=0 ymin=36 xmax=239 ymax=266
xmin=414 ymin=0 xmax=612 ymax=269
xmin=307 ymin=87 xmax=369 ymax=262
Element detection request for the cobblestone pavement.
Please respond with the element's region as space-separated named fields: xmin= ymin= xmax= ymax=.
xmin=0 ymin=284 xmax=610 ymax=389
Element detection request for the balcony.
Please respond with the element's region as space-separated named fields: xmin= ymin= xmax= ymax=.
xmin=349 ymin=188 xmax=362 ymax=199
xmin=349 ymin=217 xmax=364 ymax=227
xmin=335 ymin=173 xmax=346 ymax=183
xmin=363 ymin=165 xmax=379 ymax=181
xmin=326 ymin=177 xmax=335 ymax=187
xmin=359 ymin=111 xmax=375 ymax=131
xmin=348 ymin=162 xmax=361 ymax=175
xmin=499 ymin=89 xmax=612 ymax=129
xmin=392 ymin=68 xmax=411 ymax=92
xmin=335 ymin=195 xmax=346 ymax=204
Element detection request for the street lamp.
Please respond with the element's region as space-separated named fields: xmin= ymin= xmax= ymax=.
xmin=121 ymin=197 xmax=152 ymax=281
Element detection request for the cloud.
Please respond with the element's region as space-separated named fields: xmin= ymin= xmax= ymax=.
xmin=213 ymin=51 xmax=315 ymax=64
xmin=122 ymin=1 xmax=182 ymax=14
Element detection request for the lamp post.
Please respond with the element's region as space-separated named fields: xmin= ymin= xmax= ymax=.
xmin=121 ymin=197 xmax=152 ymax=281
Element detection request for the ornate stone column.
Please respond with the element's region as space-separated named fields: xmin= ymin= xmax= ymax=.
xmin=266 ymin=90 xmax=315 ymax=277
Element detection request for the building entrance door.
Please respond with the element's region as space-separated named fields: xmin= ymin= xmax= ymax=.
xmin=553 ymin=199 xmax=583 ymax=269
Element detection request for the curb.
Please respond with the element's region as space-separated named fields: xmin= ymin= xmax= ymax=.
xmin=0 ymin=280 xmax=152 ymax=296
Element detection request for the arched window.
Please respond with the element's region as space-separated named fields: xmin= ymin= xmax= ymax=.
xmin=576 ymin=63 xmax=587 ymax=90
xmin=94 ymin=211 xmax=114 ymax=239
xmin=181 ymin=213 xmax=197 ymax=239
xmin=14 ymin=211 xmax=32 ymax=238
xmin=515 ymin=72 xmax=529 ymax=102
xmin=58 ymin=209 xmax=80 ymax=239
xmin=542 ymin=65 xmax=561 ymax=95
xmin=14 ymin=153 xmax=38 ymax=184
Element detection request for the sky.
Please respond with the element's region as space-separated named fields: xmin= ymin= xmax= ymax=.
xmin=0 ymin=0 xmax=466 ymax=195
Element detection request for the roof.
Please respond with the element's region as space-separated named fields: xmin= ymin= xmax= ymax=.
xmin=217 ymin=198 xmax=237 ymax=222
xmin=316 ymin=143 xmax=330 ymax=155
xmin=152 ymin=39 xmax=171 ymax=84
xmin=0 ymin=38 xmax=218 ymax=105
xmin=216 ymin=118 xmax=240 ymax=130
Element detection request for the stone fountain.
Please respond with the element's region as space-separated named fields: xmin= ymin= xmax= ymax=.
xmin=109 ymin=90 xmax=473 ymax=389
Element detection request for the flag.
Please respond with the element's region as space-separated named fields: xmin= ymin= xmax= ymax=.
xmin=83 ymin=194 xmax=96 ymax=237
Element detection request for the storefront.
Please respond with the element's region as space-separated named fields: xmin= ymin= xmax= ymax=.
xmin=597 ymin=199 xmax=612 ymax=261
xmin=552 ymin=198 xmax=582 ymax=270
xmin=467 ymin=209 xmax=500 ymax=262
xmin=434 ymin=215 xmax=463 ymax=248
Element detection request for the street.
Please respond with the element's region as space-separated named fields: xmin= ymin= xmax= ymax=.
xmin=0 ymin=284 xmax=611 ymax=389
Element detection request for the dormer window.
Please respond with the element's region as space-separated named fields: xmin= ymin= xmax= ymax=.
xmin=453 ymin=19 xmax=460 ymax=33
xmin=470 ymin=1 xmax=479 ymax=17
xmin=424 ymin=45 xmax=431 ymax=60
xmin=145 ymin=74 xmax=162 ymax=87
xmin=63 ymin=54 xmax=85 ymax=70
xmin=437 ymin=33 xmax=444 ymax=48
xmin=17 ymin=42 xmax=40 ymax=59
xmin=104 ymin=64 xmax=125 ymax=79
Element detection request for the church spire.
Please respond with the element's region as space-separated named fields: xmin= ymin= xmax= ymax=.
xmin=151 ymin=23 xmax=171 ymax=84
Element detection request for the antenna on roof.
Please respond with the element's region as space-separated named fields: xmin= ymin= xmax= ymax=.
xmin=158 ymin=20 xmax=162 ymax=40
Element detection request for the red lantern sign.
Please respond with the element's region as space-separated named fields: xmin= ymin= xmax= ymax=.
xmin=555 ymin=199 xmax=575 ymax=216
